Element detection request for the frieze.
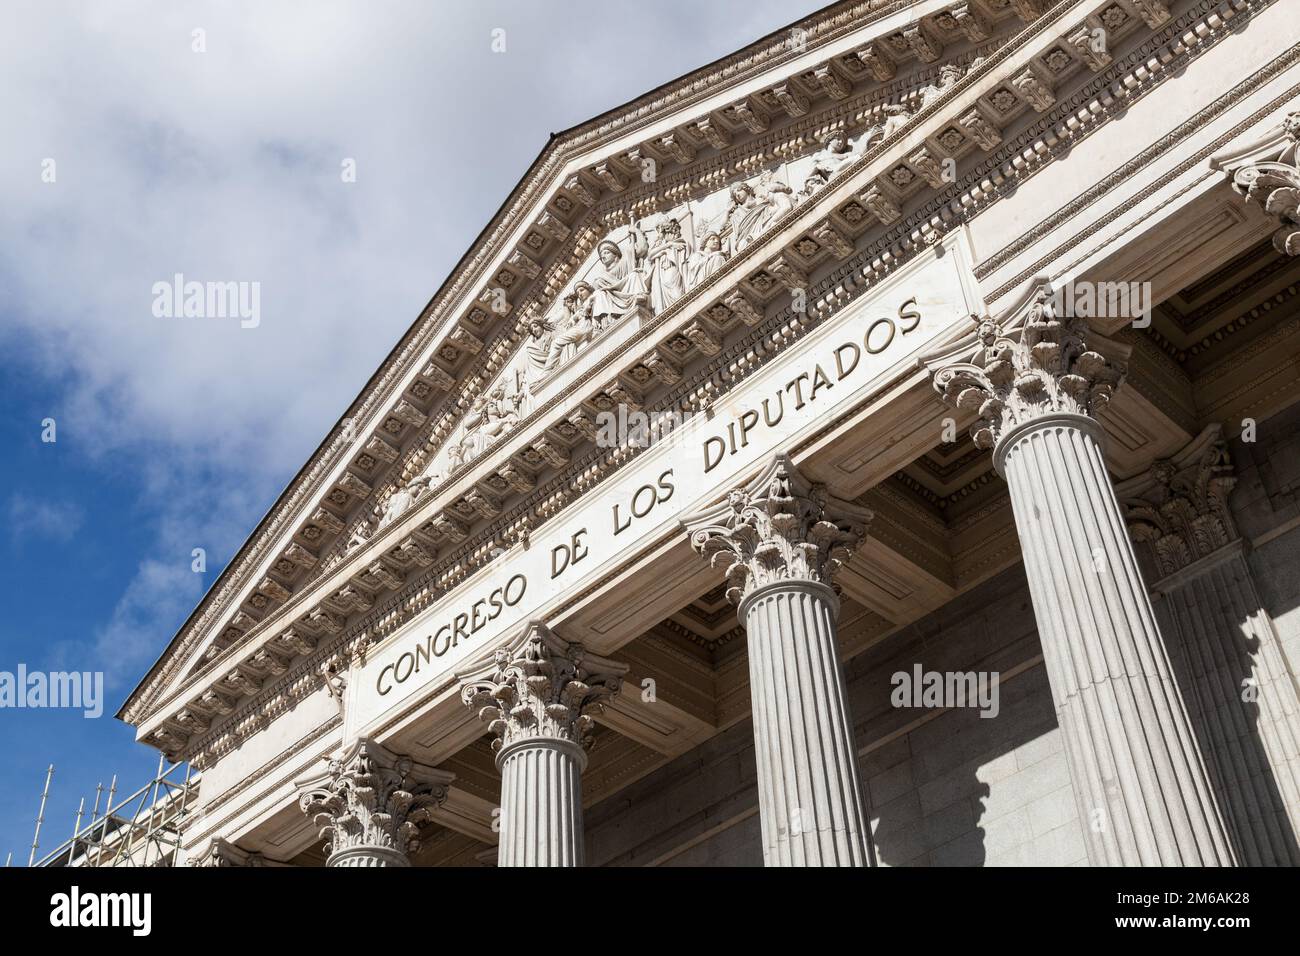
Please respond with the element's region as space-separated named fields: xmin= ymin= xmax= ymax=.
xmin=342 ymin=236 xmax=978 ymax=741
xmin=161 ymin=47 xmax=986 ymax=715
xmin=352 ymin=54 xmax=993 ymax=543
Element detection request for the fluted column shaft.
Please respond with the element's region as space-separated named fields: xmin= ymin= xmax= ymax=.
xmin=932 ymin=295 xmax=1238 ymax=866
xmin=687 ymin=454 xmax=872 ymax=866
xmin=999 ymin=414 xmax=1233 ymax=865
xmin=330 ymin=845 xmax=409 ymax=867
xmin=741 ymin=580 xmax=871 ymax=866
xmin=1155 ymin=545 xmax=1300 ymax=865
xmin=497 ymin=738 xmax=586 ymax=867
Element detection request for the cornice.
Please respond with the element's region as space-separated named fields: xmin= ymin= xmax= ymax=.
xmin=983 ymin=1 xmax=1292 ymax=300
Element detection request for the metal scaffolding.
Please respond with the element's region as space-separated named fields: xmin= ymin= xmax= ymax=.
xmin=28 ymin=756 xmax=198 ymax=868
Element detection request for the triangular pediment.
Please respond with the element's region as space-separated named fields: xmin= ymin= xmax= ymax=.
xmin=125 ymin=0 xmax=1162 ymax=755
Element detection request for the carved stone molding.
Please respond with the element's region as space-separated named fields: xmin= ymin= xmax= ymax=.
xmin=192 ymin=837 xmax=266 ymax=868
xmin=1119 ymin=425 xmax=1240 ymax=580
xmin=296 ymin=738 xmax=454 ymax=866
xmin=458 ymin=622 xmax=627 ymax=757
xmin=1218 ymin=109 xmax=1300 ymax=255
xmin=929 ymin=284 xmax=1128 ymax=462
xmin=684 ymin=453 xmax=870 ymax=605
xmin=125 ymin=0 xmax=1254 ymax=743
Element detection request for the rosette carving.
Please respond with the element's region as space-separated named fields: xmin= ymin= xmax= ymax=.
xmin=1229 ymin=111 xmax=1300 ymax=256
xmin=459 ymin=622 xmax=627 ymax=752
xmin=684 ymin=454 xmax=870 ymax=605
xmin=931 ymin=289 xmax=1125 ymax=450
xmin=297 ymin=738 xmax=453 ymax=861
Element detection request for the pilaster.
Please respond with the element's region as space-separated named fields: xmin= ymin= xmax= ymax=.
xmin=1122 ymin=425 xmax=1300 ymax=865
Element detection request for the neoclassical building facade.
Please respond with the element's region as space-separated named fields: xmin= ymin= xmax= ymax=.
xmin=120 ymin=0 xmax=1300 ymax=867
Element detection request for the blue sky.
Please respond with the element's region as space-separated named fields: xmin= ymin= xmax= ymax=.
xmin=0 ymin=0 xmax=817 ymax=864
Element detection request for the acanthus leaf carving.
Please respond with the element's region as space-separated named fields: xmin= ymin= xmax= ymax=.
xmin=1120 ymin=425 xmax=1240 ymax=579
xmin=296 ymin=738 xmax=454 ymax=863
xmin=1227 ymin=110 xmax=1300 ymax=256
xmin=931 ymin=288 xmax=1126 ymax=451
xmin=458 ymin=622 xmax=627 ymax=753
xmin=684 ymin=454 xmax=870 ymax=605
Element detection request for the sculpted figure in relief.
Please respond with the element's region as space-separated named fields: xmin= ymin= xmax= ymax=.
xmin=717 ymin=171 xmax=795 ymax=254
xmin=586 ymin=239 xmax=648 ymax=331
xmin=396 ymin=62 xmax=981 ymax=490
xmin=799 ymin=171 xmax=828 ymax=201
xmin=523 ymin=312 xmax=557 ymax=379
xmin=687 ymin=231 xmax=728 ymax=288
xmin=860 ymin=102 xmax=913 ymax=149
xmin=797 ymin=129 xmax=871 ymax=200
xmin=377 ymin=476 xmax=430 ymax=531
xmin=444 ymin=382 xmax=522 ymax=471
xmin=635 ymin=216 xmax=690 ymax=313
xmin=545 ymin=286 xmax=594 ymax=367
xmin=918 ymin=64 xmax=963 ymax=110
xmin=468 ymin=383 xmax=521 ymax=450
xmin=809 ymin=130 xmax=859 ymax=182
xmin=762 ymin=171 xmax=797 ymax=222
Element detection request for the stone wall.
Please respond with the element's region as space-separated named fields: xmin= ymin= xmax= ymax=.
xmin=847 ymin=568 xmax=1085 ymax=867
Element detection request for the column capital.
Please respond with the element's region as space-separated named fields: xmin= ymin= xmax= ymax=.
xmin=1118 ymin=424 xmax=1239 ymax=580
xmin=1216 ymin=109 xmax=1300 ymax=256
xmin=296 ymin=738 xmax=454 ymax=866
xmin=683 ymin=453 xmax=870 ymax=605
xmin=458 ymin=622 xmax=627 ymax=759
xmin=930 ymin=286 xmax=1126 ymax=464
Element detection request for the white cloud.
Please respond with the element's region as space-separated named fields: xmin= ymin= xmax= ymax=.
xmin=7 ymin=494 xmax=84 ymax=543
xmin=0 ymin=0 xmax=817 ymax=683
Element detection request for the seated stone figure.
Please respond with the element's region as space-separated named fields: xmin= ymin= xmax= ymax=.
xmin=586 ymin=240 xmax=648 ymax=331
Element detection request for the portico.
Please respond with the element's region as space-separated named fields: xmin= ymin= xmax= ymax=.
xmin=118 ymin=0 xmax=1300 ymax=868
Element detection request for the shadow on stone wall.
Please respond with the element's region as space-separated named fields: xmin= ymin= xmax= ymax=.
xmin=849 ymin=566 xmax=1082 ymax=867
xmin=860 ymin=667 xmax=1060 ymax=867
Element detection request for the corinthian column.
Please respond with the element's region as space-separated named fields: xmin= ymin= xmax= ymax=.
xmin=1121 ymin=426 xmax=1300 ymax=865
xmin=297 ymin=738 xmax=454 ymax=867
xmin=931 ymin=289 xmax=1235 ymax=866
xmin=685 ymin=455 xmax=872 ymax=866
xmin=459 ymin=623 xmax=626 ymax=867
